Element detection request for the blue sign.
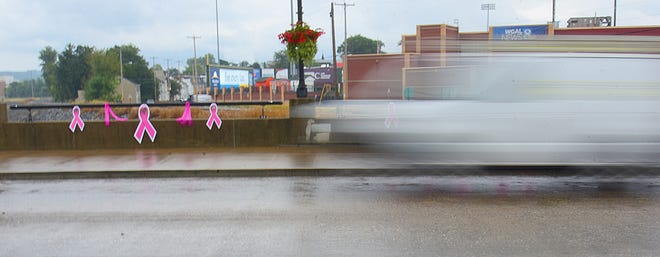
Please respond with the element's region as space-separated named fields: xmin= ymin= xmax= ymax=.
xmin=210 ymin=71 xmax=220 ymax=90
xmin=208 ymin=67 xmax=252 ymax=89
xmin=492 ymin=25 xmax=548 ymax=40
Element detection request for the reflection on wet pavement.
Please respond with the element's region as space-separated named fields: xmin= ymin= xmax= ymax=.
xmin=1 ymin=175 xmax=659 ymax=257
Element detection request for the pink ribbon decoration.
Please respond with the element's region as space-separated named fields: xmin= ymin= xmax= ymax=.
xmin=206 ymin=103 xmax=222 ymax=130
xmin=134 ymin=104 xmax=157 ymax=144
xmin=104 ymin=102 xmax=128 ymax=127
xmin=384 ymin=102 xmax=399 ymax=128
xmin=69 ymin=105 xmax=85 ymax=133
xmin=176 ymin=101 xmax=193 ymax=127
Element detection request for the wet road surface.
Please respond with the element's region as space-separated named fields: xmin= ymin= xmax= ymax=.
xmin=1 ymin=175 xmax=660 ymax=256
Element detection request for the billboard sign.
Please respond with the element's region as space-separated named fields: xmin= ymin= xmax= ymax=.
xmin=261 ymin=68 xmax=275 ymax=78
xmin=275 ymin=69 xmax=288 ymax=80
xmin=493 ymin=25 xmax=548 ymax=40
xmin=208 ymin=67 xmax=252 ymax=90
xmin=304 ymin=68 xmax=335 ymax=85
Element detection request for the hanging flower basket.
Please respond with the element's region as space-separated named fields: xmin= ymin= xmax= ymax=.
xmin=278 ymin=22 xmax=324 ymax=63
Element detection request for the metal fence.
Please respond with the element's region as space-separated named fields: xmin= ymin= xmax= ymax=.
xmin=8 ymin=101 xmax=283 ymax=122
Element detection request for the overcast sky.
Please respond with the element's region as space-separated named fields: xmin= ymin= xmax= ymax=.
xmin=1 ymin=0 xmax=659 ymax=71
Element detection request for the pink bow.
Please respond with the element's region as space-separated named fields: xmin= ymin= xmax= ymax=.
xmin=384 ymin=102 xmax=399 ymax=128
xmin=206 ymin=103 xmax=222 ymax=130
xmin=69 ymin=105 xmax=85 ymax=132
xmin=176 ymin=101 xmax=193 ymax=126
xmin=104 ymin=102 xmax=128 ymax=127
xmin=134 ymin=104 xmax=157 ymax=144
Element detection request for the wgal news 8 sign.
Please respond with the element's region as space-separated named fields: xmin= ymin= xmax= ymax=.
xmin=492 ymin=25 xmax=548 ymax=40
xmin=209 ymin=67 xmax=252 ymax=90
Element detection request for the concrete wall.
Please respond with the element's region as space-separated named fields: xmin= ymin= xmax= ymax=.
xmin=0 ymin=119 xmax=307 ymax=151
xmin=0 ymin=103 xmax=309 ymax=151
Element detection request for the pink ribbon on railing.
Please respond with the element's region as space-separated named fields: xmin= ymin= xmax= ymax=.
xmin=104 ymin=102 xmax=128 ymax=127
xmin=69 ymin=105 xmax=85 ymax=132
xmin=206 ymin=103 xmax=222 ymax=130
xmin=176 ymin=101 xmax=193 ymax=126
xmin=134 ymin=104 xmax=157 ymax=144
xmin=384 ymin=102 xmax=399 ymax=128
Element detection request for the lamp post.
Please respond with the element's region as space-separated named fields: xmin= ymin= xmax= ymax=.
xmin=613 ymin=0 xmax=617 ymax=26
xmin=481 ymin=3 xmax=495 ymax=30
xmin=215 ymin=0 xmax=221 ymax=64
xmin=331 ymin=2 xmax=338 ymax=97
xmin=295 ymin=0 xmax=307 ymax=98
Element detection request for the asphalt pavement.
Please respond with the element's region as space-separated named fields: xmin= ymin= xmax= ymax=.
xmin=1 ymin=176 xmax=659 ymax=256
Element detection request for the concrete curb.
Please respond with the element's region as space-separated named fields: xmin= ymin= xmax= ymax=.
xmin=3 ymin=165 xmax=660 ymax=180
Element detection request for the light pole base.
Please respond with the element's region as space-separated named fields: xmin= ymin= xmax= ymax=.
xmin=296 ymin=86 xmax=308 ymax=98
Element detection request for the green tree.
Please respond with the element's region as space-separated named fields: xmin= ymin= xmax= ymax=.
xmin=85 ymin=75 xmax=119 ymax=101
xmin=4 ymin=79 xmax=50 ymax=98
xmin=168 ymin=78 xmax=182 ymax=101
xmin=272 ymin=50 xmax=290 ymax=69
xmin=239 ymin=60 xmax=250 ymax=67
xmin=251 ymin=62 xmax=261 ymax=69
xmin=337 ymin=34 xmax=385 ymax=58
xmin=166 ymin=68 xmax=181 ymax=78
xmin=85 ymin=49 xmax=120 ymax=101
xmin=39 ymin=46 xmax=58 ymax=96
xmin=54 ymin=44 xmax=93 ymax=101
xmin=110 ymin=45 xmax=154 ymax=102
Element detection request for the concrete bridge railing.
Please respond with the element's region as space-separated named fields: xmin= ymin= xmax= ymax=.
xmin=0 ymin=101 xmax=311 ymax=151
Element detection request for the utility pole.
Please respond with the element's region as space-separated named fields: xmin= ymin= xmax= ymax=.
xmin=295 ymin=0 xmax=307 ymax=98
xmin=151 ymin=56 xmax=157 ymax=102
xmin=166 ymin=58 xmax=171 ymax=101
xmin=335 ymin=1 xmax=354 ymax=99
xmin=177 ymin=60 xmax=182 ymax=98
xmin=119 ymin=47 xmax=124 ymax=102
xmin=330 ymin=2 xmax=338 ymax=98
xmin=188 ymin=34 xmax=201 ymax=95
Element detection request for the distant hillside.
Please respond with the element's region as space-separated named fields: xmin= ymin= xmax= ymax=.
xmin=0 ymin=70 xmax=42 ymax=81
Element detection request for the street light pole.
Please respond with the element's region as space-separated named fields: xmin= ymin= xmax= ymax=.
xmin=552 ymin=0 xmax=556 ymax=24
xmin=215 ymin=0 xmax=221 ymax=63
xmin=481 ymin=3 xmax=495 ymax=30
xmin=330 ymin=2 xmax=338 ymax=97
xmin=613 ymin=0 xmax=617 ymax=26
xmin=296 ymin=0 xmax=307 ymax=98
